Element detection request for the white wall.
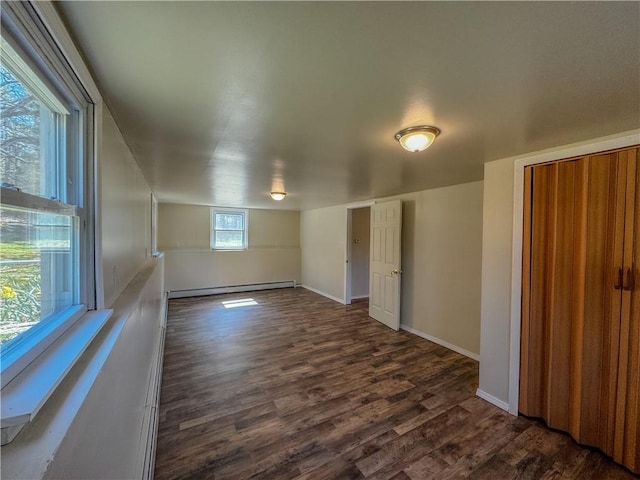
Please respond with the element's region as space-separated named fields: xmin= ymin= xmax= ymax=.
xmin=401 ymin=182 xmax=483 ymax=357
xmin=100 ymin=108 xmax=152 ymax=307
xmin=159 ymin=203 xmax=301 ymax=291
xmin=300 ymin=204 xmax=348 ymax=301
xmin=478 ymin=159 xmax=515 ymax=404
xmin=301 ymin=181 xmax=484 ymax=357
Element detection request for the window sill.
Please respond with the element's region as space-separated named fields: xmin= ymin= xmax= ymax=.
xmin=0 ymin=309 xmax=113 ymax=445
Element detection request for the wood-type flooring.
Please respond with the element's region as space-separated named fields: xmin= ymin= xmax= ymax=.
xmin=154 ymin=288 xmax=637 ymax=479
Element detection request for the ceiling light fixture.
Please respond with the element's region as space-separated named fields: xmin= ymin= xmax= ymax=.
xmin=394 ymin=125 xmax=441 ymax=152
xmin=270 ymin=191 xmax=286 ymax=201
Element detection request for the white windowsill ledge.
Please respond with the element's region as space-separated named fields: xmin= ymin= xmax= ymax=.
xmin=0 ymin=309 xmax=113 ymax=445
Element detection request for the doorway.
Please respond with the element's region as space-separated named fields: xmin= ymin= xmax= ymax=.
xmin=345 ymin=206 xmax=371 ymax=305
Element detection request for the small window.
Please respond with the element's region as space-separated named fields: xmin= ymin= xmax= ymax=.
xmin=211 ymin=208 xmax=248 ymax=250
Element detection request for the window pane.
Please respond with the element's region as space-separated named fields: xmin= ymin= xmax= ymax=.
xmin=215 ymin=213 xmax=244 ymax=230
xmin=0 ymin=205 xmax=76 ymax=346
xmin=0 ymin=64 xmax=65 ymax=200
xmin=214 ymin=230 xmax=244 ymax=249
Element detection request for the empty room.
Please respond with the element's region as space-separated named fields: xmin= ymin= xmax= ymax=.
xmin=1 ymin=1 xmax=639 ymax=479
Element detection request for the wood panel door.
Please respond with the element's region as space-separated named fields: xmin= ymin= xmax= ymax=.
xmin=369 ymin=200 xmax=402 ymax=331
xmin=614 ymin=147 xmax=639 ymax=472
xmin=520 ymin=146 xmax=639 ymax=474
xmin=520 ymin=155 xmax=622 ymax=443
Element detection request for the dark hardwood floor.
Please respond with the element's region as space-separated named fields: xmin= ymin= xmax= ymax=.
xmin=154 ymin=288 xmax=637 ymax=479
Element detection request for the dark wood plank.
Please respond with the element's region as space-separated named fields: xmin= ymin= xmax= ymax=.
xmin=154 ymin=288 xmax=637 ymax=479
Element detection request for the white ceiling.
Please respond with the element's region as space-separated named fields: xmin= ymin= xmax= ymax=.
xmin=57 ymin=1 xmax=640 ymax=210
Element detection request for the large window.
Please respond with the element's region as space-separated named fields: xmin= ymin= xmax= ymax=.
xmin=0 ymin=22 xmax=92 ymax=381
xmin=211 ymin=208 xmax=248 ymax=250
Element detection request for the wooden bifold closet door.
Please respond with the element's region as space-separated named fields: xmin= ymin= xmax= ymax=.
xmin=520 ymin=146 xmax=640 ymax=474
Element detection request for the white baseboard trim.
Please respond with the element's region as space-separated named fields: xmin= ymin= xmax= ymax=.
xmin=476 ymin=389 xmax=510 ymax=412
xmin=350 ymin=294 xmax=369 ymax=300
xmin=399 ymin=324 xmax=480 ymax=362
xmin=168 ymin=281 xmax=296 ymax=299
xmin=300 ymin=285 xmax=345 ymax=304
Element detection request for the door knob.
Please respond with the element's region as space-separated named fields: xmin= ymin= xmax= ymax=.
xmin=391 ymin=269 xmax=403 ymax=275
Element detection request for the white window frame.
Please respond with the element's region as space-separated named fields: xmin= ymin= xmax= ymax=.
xmin=0 ymin=2 xmax=96 ymax=391
xmin=210 ymin=208 xmax=248 ymax=251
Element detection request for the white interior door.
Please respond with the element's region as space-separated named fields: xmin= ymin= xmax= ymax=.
xmin=369 ymin=200 xmax=402 ymax=330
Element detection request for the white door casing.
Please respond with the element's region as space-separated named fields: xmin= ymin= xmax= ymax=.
xmin=369 ymin=200 xmax=402 ymax=330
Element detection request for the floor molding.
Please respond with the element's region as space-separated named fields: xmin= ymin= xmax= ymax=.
xmin=400 ymin=324 xmax=480 ymax=362
xmin=476 ymin=389 xmax=510 ymax=412
xmin=300 ymin=285 xmax=344 ymax=304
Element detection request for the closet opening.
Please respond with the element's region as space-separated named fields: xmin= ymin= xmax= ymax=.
xmin=518 ymin=145 xmax=639 ymax=474
xmin=345 ymin=205 xmax=371 ymax=305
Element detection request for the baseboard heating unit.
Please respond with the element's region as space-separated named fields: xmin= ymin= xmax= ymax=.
xmin=168 ymin=280 xmax=297 ymax=299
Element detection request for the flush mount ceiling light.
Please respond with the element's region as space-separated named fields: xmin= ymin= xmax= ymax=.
xmin=270 ymin=191 xmax=286 ymax=201
xmin=394 ymin=126 xmax=441 ymax=152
